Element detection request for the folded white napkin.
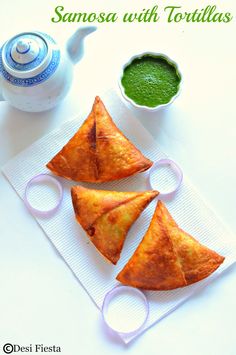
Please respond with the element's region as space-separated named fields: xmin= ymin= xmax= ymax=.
xmin=2 ymin=90 xmax=236 ymax=343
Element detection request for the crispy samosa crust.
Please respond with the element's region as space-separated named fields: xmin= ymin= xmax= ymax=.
xmin=47 ymin=96 xmax=152 ymax=182
xmin=71 ymin=186 xmax=158 ymax=264
xmin=116 ymin=201 xmax=224 ymax=290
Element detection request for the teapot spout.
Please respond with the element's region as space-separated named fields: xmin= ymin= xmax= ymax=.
xmin=66 ymin=26 xmax=97 ymax=64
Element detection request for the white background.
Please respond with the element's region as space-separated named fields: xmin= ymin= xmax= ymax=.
xmin=0 ymin=1 xmax=236 ymax=354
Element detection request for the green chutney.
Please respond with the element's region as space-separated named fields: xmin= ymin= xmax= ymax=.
xmin=121 ymin=55 xmax=181 ymax=108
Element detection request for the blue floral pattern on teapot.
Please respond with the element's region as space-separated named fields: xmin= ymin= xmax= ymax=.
xmin=0 ymin=33 xmax=60 ymax=87
xmin=0 ymin=27 xmax=96 ymax=112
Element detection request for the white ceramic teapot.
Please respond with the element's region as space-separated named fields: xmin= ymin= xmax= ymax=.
xmin=0 ymin=27 xmax=96 ymax=112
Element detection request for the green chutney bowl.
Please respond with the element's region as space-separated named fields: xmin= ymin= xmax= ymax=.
xmin=118 ymin=52 xmax=182 ymax=112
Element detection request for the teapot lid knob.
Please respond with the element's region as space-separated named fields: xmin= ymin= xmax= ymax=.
xmin=11 ymin=37 xmax=39 ymax=64
xmin=0 ymin=32 xmax=60 ymax=81
xmin=16 ymin=39 xmax=30 ymax=54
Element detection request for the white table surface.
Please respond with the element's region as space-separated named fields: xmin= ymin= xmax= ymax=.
xmin=0 ymin=1 xmax=236 ymax=354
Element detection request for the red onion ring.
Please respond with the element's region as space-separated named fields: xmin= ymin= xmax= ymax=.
xmin=148 ymin=159 xmax=183 ymax=198
xmin=24 ymin=174 xmax=63 ymax=217
xmin=102 ymin=285 xmax=149 ymax=334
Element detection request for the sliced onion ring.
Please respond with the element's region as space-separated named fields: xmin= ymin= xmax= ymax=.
xmin=102 ymin=285 xmax=149 ymax=334
xmin=24 ymin=173 xmax=63 ymax=217
xmin=148 ymin=158 xmax=183 ymax=198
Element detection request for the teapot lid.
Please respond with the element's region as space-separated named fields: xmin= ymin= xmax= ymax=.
xmin=0 ymin=32 xmax=60 ymax=86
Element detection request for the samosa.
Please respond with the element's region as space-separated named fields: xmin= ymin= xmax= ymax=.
xmin=47 ymin=96 xmax=152 ymax=182
xmin=71 ymin=186 xmax=158 ymax=264
xmin=117 ymin=201 xmax=224 ymax=290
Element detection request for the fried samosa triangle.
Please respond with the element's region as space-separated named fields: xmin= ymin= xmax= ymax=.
xmin=117 ymin=201 xmax=224 ymax=290
xmin=46 ymin=96 xmax=153 ymax=182
xmin=71 ymin=186 xmax=158 ymax=264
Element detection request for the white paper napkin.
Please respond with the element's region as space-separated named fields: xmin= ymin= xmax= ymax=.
xmin=2 ymin=90 xmax=236 ymax=344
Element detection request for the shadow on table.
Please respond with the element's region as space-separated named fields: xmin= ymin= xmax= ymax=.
xmin=128 ymin=104 xmax=173 ymax=139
